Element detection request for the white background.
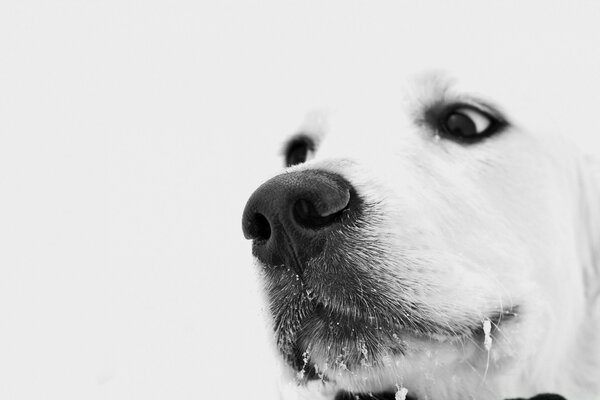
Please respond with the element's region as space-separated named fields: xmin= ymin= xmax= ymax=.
xmin=1 ymin=1 xmax=599 ymax=399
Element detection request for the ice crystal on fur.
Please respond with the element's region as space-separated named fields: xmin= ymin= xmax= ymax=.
xmin=296 ymin=349 xmax=311 ymax=380
xmin=483 ymin=318 xmax=492 ymax=351
xmin=395 ymin=385 xmax=408 ymax=400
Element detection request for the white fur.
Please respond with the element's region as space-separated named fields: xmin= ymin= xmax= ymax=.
xmin=267 ymin=73 xmax=600 ymax=400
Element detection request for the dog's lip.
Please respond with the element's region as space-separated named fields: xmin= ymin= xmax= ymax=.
xmin=293 ymin=303 xmax=521 ymax=388
xmin=296 ymin=301 xmax=522 ymax=367
xmin=303 ymin=298 xmax=520 ymax=337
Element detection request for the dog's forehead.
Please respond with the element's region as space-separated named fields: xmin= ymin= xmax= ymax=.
xmin=293 ymin=71 xmax=561 ymax=153
xmin=292 ymin=73 xmax=471 ymax=149
xmin=297 ymin=73 xmax=478 ymax=137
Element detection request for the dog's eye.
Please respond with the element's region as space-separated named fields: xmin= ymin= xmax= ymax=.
xmin=441 ymin=106 xmax=501 ymax=142
xmin=284 ymin=136 xmax=314 ymax=167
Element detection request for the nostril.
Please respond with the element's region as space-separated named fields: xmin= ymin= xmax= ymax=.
xmin=250 ymin=213 xmax=271 ymax=242
xmin=293 ymin=198 xmax=343 ymax=229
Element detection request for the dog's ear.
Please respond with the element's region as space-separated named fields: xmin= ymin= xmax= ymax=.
xmin=578 ymin=156 xmax=600 ymax=313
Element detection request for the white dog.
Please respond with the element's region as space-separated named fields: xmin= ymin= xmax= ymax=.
xmin=242 ymin=73 xmax=600 ymax=400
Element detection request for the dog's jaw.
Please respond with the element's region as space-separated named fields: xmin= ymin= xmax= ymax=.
xmin=256 ymin=248 xmax=525 ymax=400
xmin=283 ymin=309 xmax=523 ymax=400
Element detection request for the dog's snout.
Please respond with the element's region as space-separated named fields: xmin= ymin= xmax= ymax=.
xmin=242 ymin=170 xmax=353 ymax=266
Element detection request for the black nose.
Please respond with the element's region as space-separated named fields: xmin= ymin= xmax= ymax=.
xmin=242 ymin=170 xmax=354 ymax=267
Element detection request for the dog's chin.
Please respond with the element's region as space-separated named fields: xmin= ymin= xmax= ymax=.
xmin=296 ymin=327 xmax=477 ymax=389
xmin=306 ymin=335 xmax=483 ymax=394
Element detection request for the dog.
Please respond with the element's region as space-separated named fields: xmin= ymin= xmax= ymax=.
xmin=241 ymin=72 xmax=600 ymax=400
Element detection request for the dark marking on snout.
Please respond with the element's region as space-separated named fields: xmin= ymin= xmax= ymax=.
xmin=242 ymin=170 xmax=359 ymax=269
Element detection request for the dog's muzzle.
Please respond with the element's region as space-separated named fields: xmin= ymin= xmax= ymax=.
xmin=242 ymin=170 xmax=354 ymax=267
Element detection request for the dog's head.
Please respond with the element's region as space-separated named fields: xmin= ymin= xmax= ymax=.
xmin=242 ymin=73 xmax=600 ymax=399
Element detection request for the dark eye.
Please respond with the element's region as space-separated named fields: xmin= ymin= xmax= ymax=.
xmin=284 ymin=136 xmax=314 ymax=167
xmin=441 ymin=106 xmax=502 ymax=142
